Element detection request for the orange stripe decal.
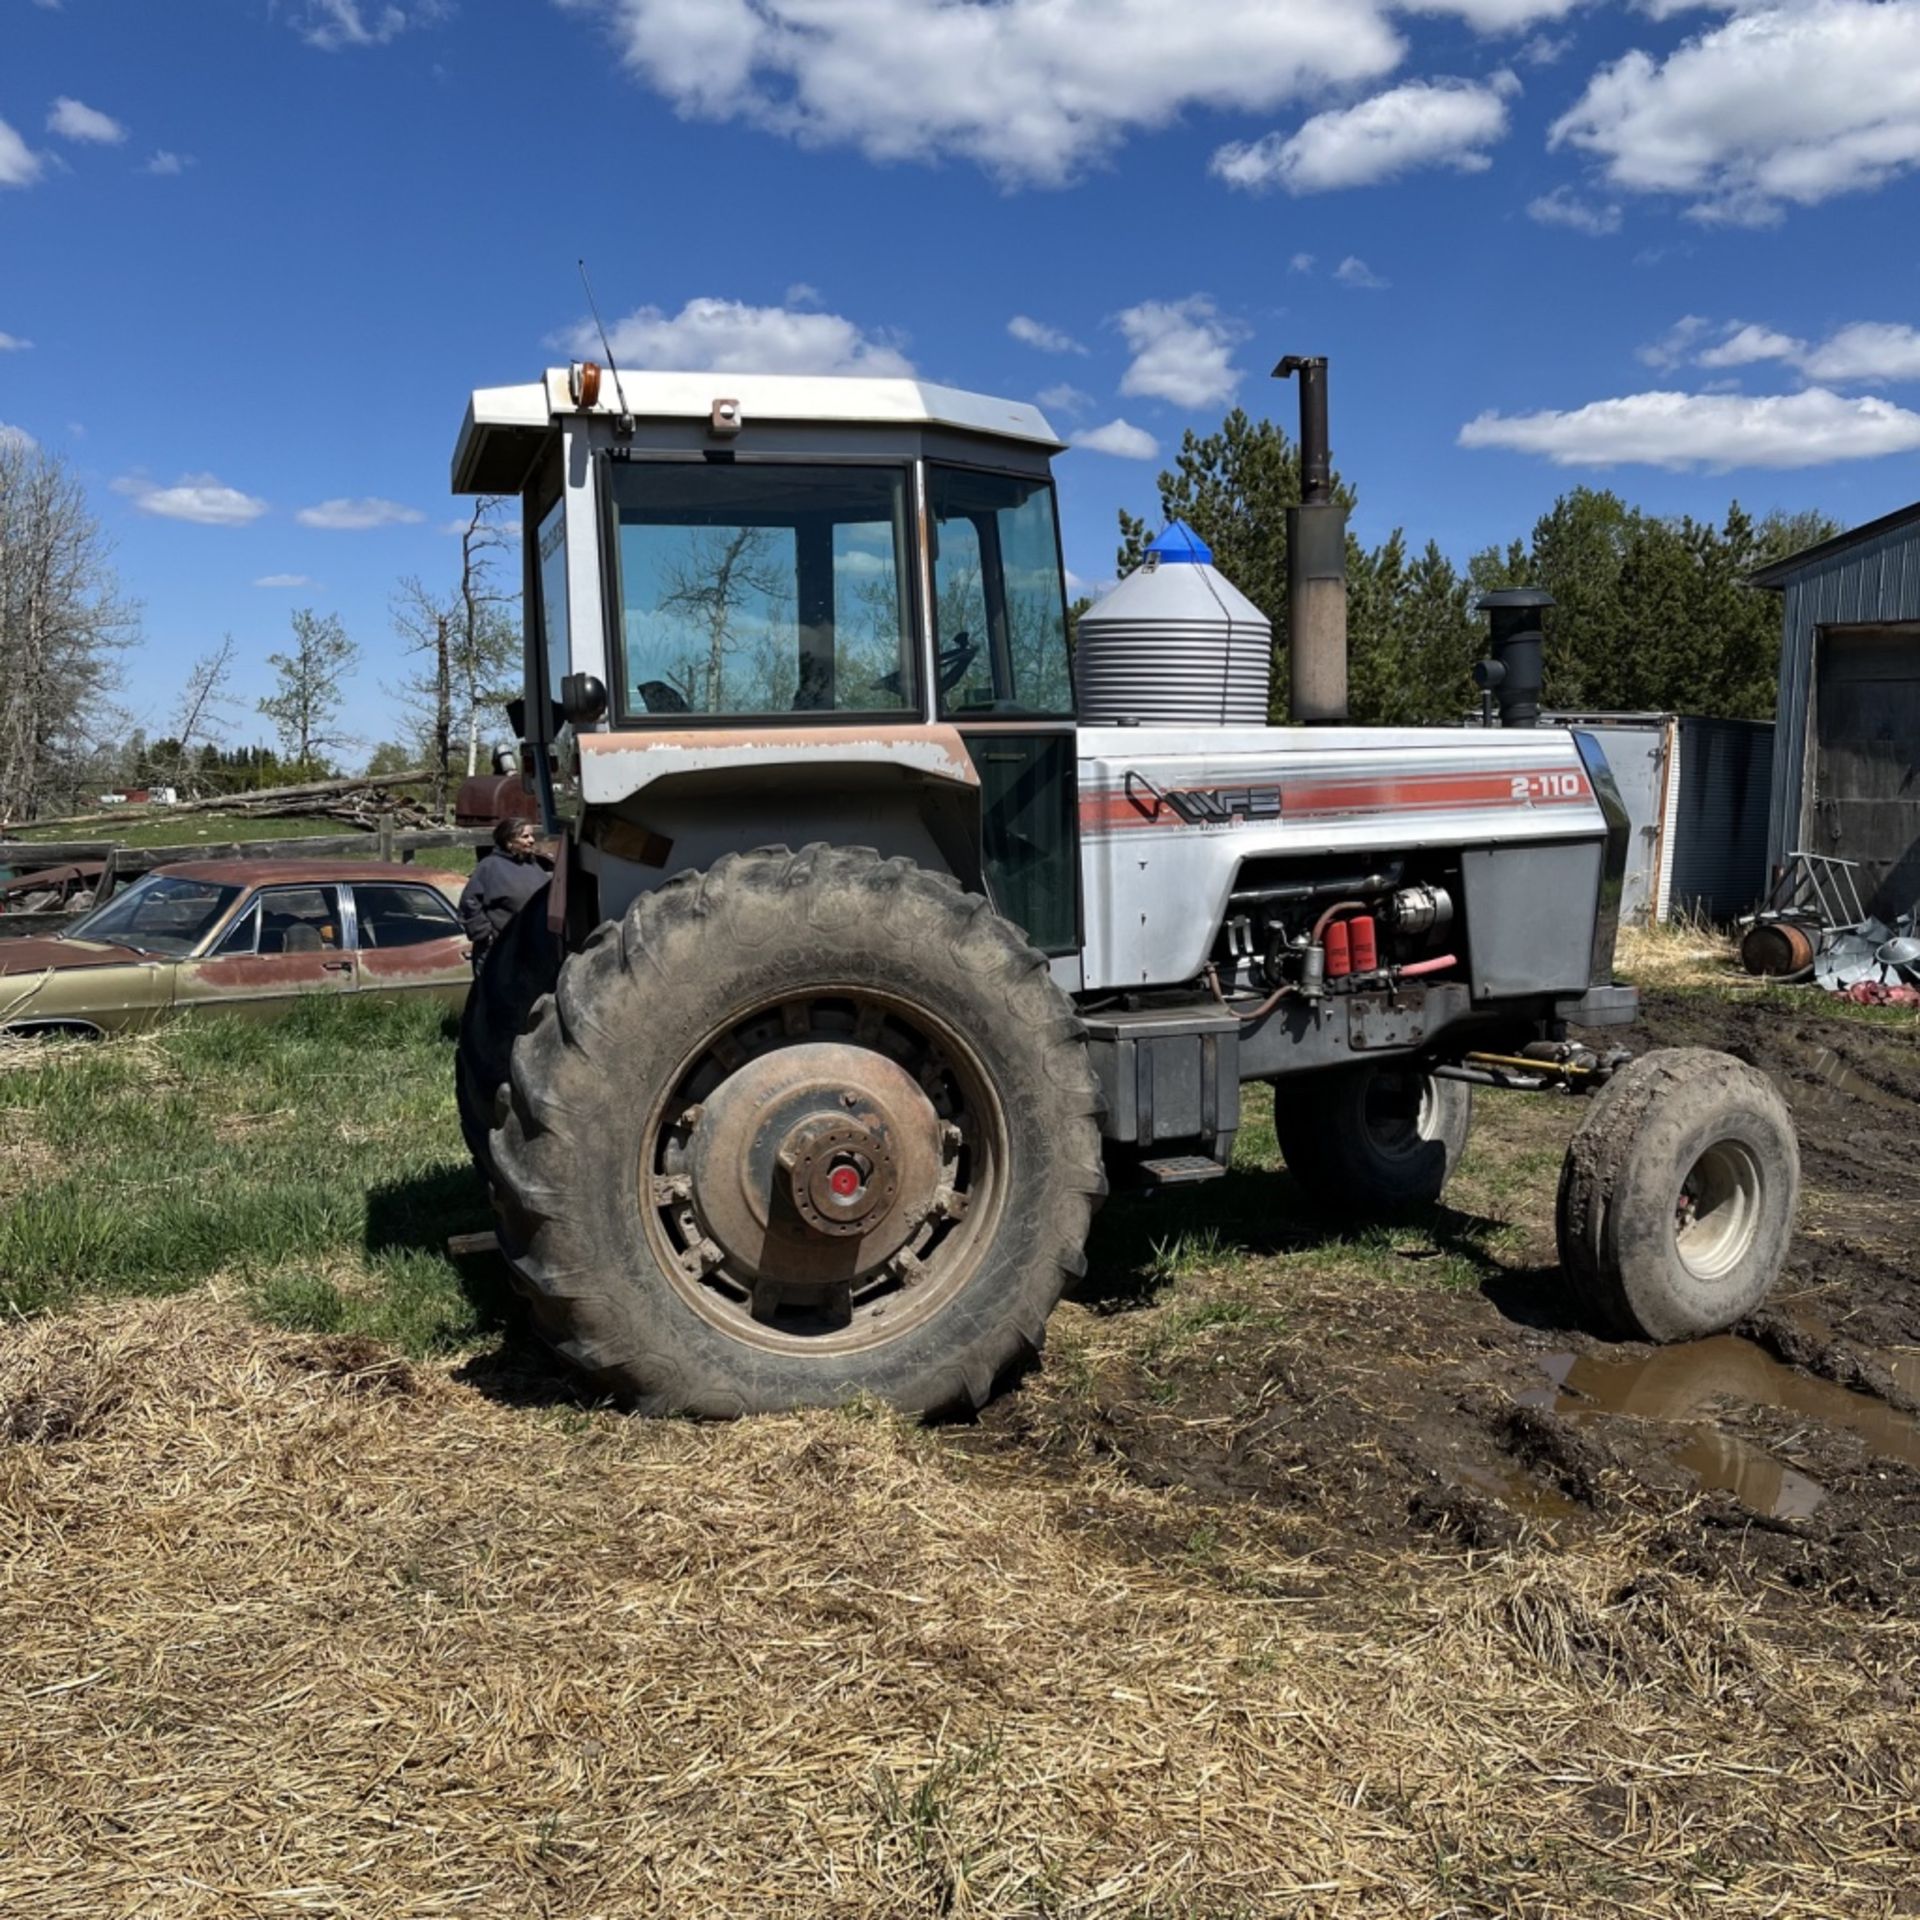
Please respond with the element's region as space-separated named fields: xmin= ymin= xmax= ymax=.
xmin=1080 ymin=766 xmax=1592 ymax=833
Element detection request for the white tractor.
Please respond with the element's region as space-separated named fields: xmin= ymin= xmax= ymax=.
xmin=450 ymin=354 xmax=1798 ymax=1416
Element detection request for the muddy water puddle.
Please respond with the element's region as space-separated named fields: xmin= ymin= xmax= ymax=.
xmin=1518 ymin=1336 xmax=1920 ymax=1521
xmin=1771 ymin=1047 xmax=1909 ymax=1117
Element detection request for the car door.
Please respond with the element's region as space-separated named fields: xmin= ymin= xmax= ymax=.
xmin=348 ymin=879 xmax=472 ymax=1009
xmin=174 ymin=883 xmax=357 ymax=1020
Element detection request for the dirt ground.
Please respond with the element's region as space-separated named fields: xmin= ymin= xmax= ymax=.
xmin=980 ymin=987 xmax=1920 ymax=1620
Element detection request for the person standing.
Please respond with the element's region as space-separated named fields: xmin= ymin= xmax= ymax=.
xmin=459 ymin=819 xmax=551 ymax=969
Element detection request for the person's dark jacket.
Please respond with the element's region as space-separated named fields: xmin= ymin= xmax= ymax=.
xmin=458 ymin=850 xmax=551 ymax=953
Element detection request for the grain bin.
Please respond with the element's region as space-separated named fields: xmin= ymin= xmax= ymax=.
xmin=1074 ymin=521 xmax=1272 ymax=725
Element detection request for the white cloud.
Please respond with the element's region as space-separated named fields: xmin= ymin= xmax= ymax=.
xmin=1800 ymin=322 xmax=1920 ymax=384
xmin=0 ymin=118 xmax=43 ymax=188
xmin=1636 ymin=313 xmax=1711 ymax=370
xmin=254 ymin=573 xmax=316 ymax=588
xmin=142 ymin=150 xmax=192 ymax=177
xmin=1212 ymin=73 xmax=1516 ymax=193
xmin=560 ymin=0 xmax=1413 ymax=186
xmin=1036 ymin=382 xmax=1095 ymax=415
xmin=295 ymin=497 xmax=426 ymax=530
xmin=1551 ymin=1 xmax=1920 ymax=225
xmin=290 ymin=1 xmax=446 ymax=50
xmin=1526 ymin=184 xmax=1621 ymax=233
xmin=784 ymin=281 xmax=820 ymax=306
xmin=1402 ymin=0 xmax=1584 ymax=22
xmin=0 ymin=423 xmax=37 ymax=452
xmin=1071 ymin=418 xmax=1161 ymax=459
xmin=47 ymin=97 xmax=127 ymax=144
xmin=1115 ymin=296 xmax=1243 ymax=408
xmin=1637 ymin=315 xmax=1920 ymax=385
xmin=1517 ymin=31 xmax=1573 ymax=64
xmin=1289 ymin=251 xmax=1316 ymax=273
xmin=113 ymin=473 xmax=269 ymax=525
xmin=0 ymin=332 xmax=31 ymax=352
xmin=557 ymin=296 xmax=914 ymax=376
xmin=1008 ymin=314 xmax=1086 ymax=355
xmin=1335 ymin=255 xmax=1390 ymax=289
xmin=1696 ymin=321 xmax=1804 ymax=369
xmin=1459 ymin=386 xmax=1920 ymax=469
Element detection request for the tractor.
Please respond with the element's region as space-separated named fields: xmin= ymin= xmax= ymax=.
xmin=450 ymin=354 xmax=1799 ymax=1417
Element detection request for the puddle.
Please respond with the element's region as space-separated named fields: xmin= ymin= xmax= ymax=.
xmin=1528 ymin=1336 xmax=1920 ymax=1521
xmin=1453 ymin=1458 xmax=1581 ymax=1524
xmin=1771 ymin=1047 xmax=1910 ymax=1118
xmin=1888 ymin=1350 xmax=1920 ymax=1403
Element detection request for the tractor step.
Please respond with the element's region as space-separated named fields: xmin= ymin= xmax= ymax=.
xmin=1137 ymin=1154 xmax=1230 ymax=1188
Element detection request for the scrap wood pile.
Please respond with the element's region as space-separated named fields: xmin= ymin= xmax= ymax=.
xmin=2 ymin=1292 xmax=1916 ymax=1920
xmin=1739 ymin=852 xmax=1920 ymax=1006
xmin=9 ymin=770 xmax=437 ymax=839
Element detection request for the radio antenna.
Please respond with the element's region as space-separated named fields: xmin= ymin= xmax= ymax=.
xmin=577 ymin=258 xmax=635 ymax=438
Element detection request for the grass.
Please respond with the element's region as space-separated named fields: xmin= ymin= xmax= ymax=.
xmin=0 ymin=997 xmax=499 ymax=1349
xmin=8 ymin=806 xmax=478 ymax=873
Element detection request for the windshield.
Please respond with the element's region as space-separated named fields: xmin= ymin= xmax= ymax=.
xmin=65 ymin=873 xmax=243 ymax=956
xmin=610 ymin=462 xmax=916 ymax=720
xmin=930 ymin=467 xmax=1073 ymax=719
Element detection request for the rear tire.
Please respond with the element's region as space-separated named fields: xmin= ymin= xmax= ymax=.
xmin=1273 ymin=1062 xmax=1472 ymax=1213
xmin=487 ymin=845 xmax=1106 ymax=1417
xmin=1556 ymin=1048 xmax=1799 ymax=1343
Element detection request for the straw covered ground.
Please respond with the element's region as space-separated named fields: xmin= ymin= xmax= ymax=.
xmin=3 ymin=1295 xmax=1917 ymax=1919
xmin=3 ymin=971 xmax=1920 ymax=1915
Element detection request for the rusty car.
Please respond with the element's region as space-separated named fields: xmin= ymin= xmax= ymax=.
xmin=0 ymin=861 xmax=472 ymax=1037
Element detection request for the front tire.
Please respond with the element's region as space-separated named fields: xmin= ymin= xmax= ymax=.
xmin=1556 ymin=1048 xmax=1799 ymax=1342
xmin=488 ymin=845 xmax=1105 ymax=1417
xmin=1272 ymin=1062 xmax=1473 ymax=1214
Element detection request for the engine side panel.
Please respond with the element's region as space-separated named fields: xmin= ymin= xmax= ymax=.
xmin=1078 ymin=726 xmax=1607 ymax=991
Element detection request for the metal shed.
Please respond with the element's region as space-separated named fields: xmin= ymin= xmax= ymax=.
xmin=1551 ymin=713 xmax=1775 ymax=926
xmin=1753 ymin=501 xmax=1920 ymax=919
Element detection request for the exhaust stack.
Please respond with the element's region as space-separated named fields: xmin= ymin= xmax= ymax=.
xmin=1274 ymin=354 xmax=1348 ymax=725
xmin=1474 ymin=589 xmax=1555 ymax=728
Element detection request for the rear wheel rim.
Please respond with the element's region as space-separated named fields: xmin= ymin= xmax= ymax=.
xmin=1361 ymin=1070 xmax=1434 ymax=1163
xmin=1674 ymin=1139 xmax=1763 ymax=1282
xmin=641 ymin=987 xmax=1008 ymax=1357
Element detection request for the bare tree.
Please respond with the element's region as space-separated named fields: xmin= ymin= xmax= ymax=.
xmin=660 ymin=527 xmax=783 ymax=712
xmin=392 ymin=499 xmax=519 ymax=810
xmin=391 ymin=576 xmax=454 ymax=817
xmin=0 ymin=438 xmax=137 ymax=821
xmin=162 ymin=636 xmax=239 ymax=793
xmin=452 ymin=498 xmax=519 ymax=774
xmin=258 ymin=608 xmax=359 ymax=774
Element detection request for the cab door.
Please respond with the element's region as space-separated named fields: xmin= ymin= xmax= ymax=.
xmin=176 ymin=884 xmax=357 ymax=1019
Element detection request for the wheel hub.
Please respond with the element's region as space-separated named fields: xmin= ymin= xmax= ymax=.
xmin=683 ymin=1041 xmax=944 ymax=1288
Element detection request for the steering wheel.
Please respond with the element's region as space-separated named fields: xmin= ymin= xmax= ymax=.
xmin=876 ymin=632 xmax=979 ymax=701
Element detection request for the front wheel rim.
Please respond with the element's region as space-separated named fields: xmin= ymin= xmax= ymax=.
xmin=1674 ymin=1138 xmax=1764 ymax=1281
xmin=641 ymin=987 xmax=1009 ymax=1357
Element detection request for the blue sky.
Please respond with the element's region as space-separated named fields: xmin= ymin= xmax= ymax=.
xmin=4 ymin=0 xmax=1919 ymax=750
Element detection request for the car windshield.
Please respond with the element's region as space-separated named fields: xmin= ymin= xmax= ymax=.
xmin=610 ymin=461 xmax=917 ymax=719
xmin=65 ymin=873 xmax=243 ymax=956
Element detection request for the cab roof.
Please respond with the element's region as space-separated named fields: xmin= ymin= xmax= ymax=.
xmin=452 ymin=367 xmax=1064 ymax=493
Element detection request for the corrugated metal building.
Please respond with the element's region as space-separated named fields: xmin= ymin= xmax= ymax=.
xmin=1753 ymin=501 xmax=1920 ymax=918
xmin=1552 ymin=714 xmax=1774 ymax=925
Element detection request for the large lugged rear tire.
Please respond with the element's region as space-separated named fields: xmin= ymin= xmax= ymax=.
xmin=455 ymin=886 xmax=560 ymax=1176
xmin=1556 ymin=1047 xmax=1799 ymax=1343
xmin=487 ymin=845 xmax=1106 ymax=1417
xmin=1272 ymin=1062 xmax=1473 ymax=1214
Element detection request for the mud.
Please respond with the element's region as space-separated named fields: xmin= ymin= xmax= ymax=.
xmin=977 ymin=988 xmax=1920 ymax=1615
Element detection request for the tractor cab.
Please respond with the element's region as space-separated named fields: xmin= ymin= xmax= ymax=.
xmin=452 ymin=364 xmax=1082 ymax=955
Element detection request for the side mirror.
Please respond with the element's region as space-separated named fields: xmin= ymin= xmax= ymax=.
xmin=559 ymin=673 xmax=609 ymax=726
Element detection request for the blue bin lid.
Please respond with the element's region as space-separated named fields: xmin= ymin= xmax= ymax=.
xmin=1146 ymin=519 xmax=1213 ymax=566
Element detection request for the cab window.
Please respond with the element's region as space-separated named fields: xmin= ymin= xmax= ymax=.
xmin=929 ymin=467 xmax=1073 ymax=719
xmin=253 ymin=886 xmax=343 ymax=955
